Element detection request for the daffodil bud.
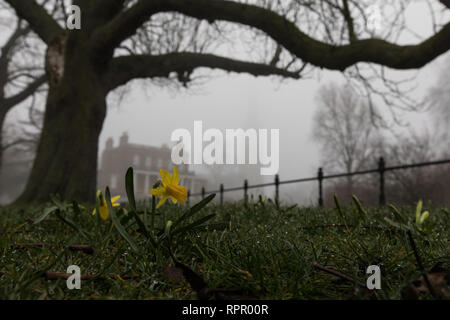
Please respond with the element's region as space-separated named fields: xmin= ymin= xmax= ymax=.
xmin=165 ymin=220 xmax=173 ymax=236
xmin=419 ymin=211 xmax=430 ymax=225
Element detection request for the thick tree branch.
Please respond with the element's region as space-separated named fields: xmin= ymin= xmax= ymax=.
xmin=440 ymin=0 xmax=450 ymax=9
xmin=92 ymin=0 xmax=127 ymax=17
xmin=91 ymin=1 xmax=164 ymax=57
xmin=104 ymin=53 xmax=300 ymax=91
xmin=163 ymin=0 xmax=450 ymax=70
xmin=95 ymin=0 xmax=450 ymax=71
xmin=3 ymin=0 xmax=63 ymax=45
xmin=4 ymin=75 xmax=47 ymax=110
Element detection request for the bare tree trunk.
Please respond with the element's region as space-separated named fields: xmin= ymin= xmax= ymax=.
xmin=16 ymin=51 xmax=107 ymax=204
xmin=0 ymin=109 xmax=5 ymax=175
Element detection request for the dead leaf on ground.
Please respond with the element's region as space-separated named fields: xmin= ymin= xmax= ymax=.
xmin=402 ymin=263 xmax=450 ymax=299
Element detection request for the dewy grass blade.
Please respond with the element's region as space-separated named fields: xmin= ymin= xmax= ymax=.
xmin=96 ymin=243 xmax=126 ymax=278
xmin=173 ymin=194 xmax=216 ymax=229
xmin=33 ymin=206 xmax=58 ymax=225
xmin=334 ymin=194 xmax=351 ymax=235
xmin=106 ymin=187 xmax=140 ymax=253
xmin=143 ymin=207 xmax=148 ymax=229
xmin=352 ymin=195 xmax=369 ymax=221
xmin=415 ymin=200 xmax=423 ymax=225
xmin=388 ymin=204 xmax=406 ymax=223
xmin=130 ymin=210 xmax=157 ymax=248
xmin=125 ymin=167 xmax=137 ymax=211
xmin=172 ymin=214 xmax=216 ymax=236
xmin=54 ymin=210 xmax=91 ymax=241
xmin=13 ymin=241 xmax=73 ymax=296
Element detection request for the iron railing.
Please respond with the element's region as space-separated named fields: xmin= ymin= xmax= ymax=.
xmin=188 ymin=157 xmax=450 ymax=206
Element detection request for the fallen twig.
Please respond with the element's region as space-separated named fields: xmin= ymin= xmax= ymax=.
xmin=27 ymin=218 xmax=58 ymax=224
xmin=313 ymin=261 xmax=366 ymax=289
xmin=44 ymin=271 xmax=140 ymax=281
xmin=298 ymin=224 xmax=390 ymax=231
xmin=12 ymin=243 xmax=94 ymax=255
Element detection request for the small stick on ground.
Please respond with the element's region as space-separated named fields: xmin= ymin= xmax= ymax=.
xmin=44 ymin=271 xmax=140 ymax=281
xmin=299 ymin=224 xmax=391 ymax=231
xmin=27 ymin=218 xmax=58 ymax=224
xmin=313 ymin=261 xmax=367 ymax=289
xmin=13 ymin=243 xmax=94 ymax=255
xmin=68 ymin=245 xmax=94 ymax=255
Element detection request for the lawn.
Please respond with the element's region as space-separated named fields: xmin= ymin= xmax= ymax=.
xmin=0 ymin=192 xmax=449 ymax=300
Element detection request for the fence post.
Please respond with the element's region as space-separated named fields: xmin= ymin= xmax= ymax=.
xmin=274 ymin=174 xmax=279 ymax=201
xmin=201 ymin=187 xmax=205 ymax=200
xmin=244 ymin=180 xmax=248 ymax=203
xmin=220 ymin=184 xmax=224 ymax=205
xmin=378 ymin=157 xmax=386 ymax=205
xmin=318 ymin=167 xmax=324 ymax=207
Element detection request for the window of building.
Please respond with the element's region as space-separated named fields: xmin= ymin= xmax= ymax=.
xmin=184 ymin=178 xmax=191 ymax=190
xmin=110 ymin=174 xmax=118 ymax=189
xmin=157 ymin=158 xmax=162 ymax=168
xmin=145 ymin=157 xmax=152 ymax=168
xmin=133 ymin=155 xmax=140 ymax=166
xmin=136 ymin=174 xmax=145 ymax=194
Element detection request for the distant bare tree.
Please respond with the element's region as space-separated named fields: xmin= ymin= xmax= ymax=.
xmin=322 ymin=128 xmax=450 ymax=207
xmin=312 ymin=82 xmax=379 ymax=194
xmin=382 ymin=129 xmax=450 ymax=204
xmin=0 ymin=6 xmax=47 ymax=173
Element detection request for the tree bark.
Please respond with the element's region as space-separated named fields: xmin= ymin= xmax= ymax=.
xmin=16 ymin=44 xmax=107 ymax=204
xmin=0 ymin=110 xmax=6 ymax=175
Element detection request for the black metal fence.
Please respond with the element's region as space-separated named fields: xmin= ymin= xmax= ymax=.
xmin=188 ymin=157 xmax=450 ymax=206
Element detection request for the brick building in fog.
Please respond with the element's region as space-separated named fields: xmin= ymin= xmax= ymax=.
xmin=98 ymin=132 xmax=206 ymax=200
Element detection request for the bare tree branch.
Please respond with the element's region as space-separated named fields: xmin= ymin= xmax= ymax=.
xmin=3 ymin=0 xmax=63 ymax=45
xmin=439 ymin=0 xmax=450 ymax=9
xmin=341 ymin=0 xmax=356 ymax=42
xmin=4 ymin=74 xmax=46 ymax=110
xmin=93 ymin=0 xmax=450 ymax=71
xmin=104 ymin=52 xmax=301 ymax=91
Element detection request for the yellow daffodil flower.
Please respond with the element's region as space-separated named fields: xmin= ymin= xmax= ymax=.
xmin=92 ymin=190 xmax=121 ymax=220
xmin=150 ymin=166 xmax=187 ymax=209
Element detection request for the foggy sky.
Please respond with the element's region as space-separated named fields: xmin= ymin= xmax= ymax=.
xmin=98 ymin=2 xmax=449 ymax=193
xmin=3 ymin=1 xmax=450 ymax=204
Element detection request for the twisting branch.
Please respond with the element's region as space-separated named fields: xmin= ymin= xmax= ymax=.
xmin=4 ymin=75 xmax=47 ymax=110
xmin=93 ymin=0 xmax=450 ymax=71
xmin=3 ymin=0 xmax=63 ymax=45
xmin=439 ymin=0 xmax=450 ymax=9
xmin=104 ymin=52 xmax=301 ymax=91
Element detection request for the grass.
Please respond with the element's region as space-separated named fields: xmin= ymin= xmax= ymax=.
xmin=0 ymin=196 xmax=449 ymax=300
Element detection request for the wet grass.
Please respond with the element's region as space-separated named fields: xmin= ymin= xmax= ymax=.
xmin=0 ymin=199 xmax=449 ymax=300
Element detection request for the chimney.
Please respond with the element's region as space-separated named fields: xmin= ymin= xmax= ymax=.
xmin=120 ymin=132 xmax=129 ymax=146
xmin=105 ymin=137 xmax=113 ymax=149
